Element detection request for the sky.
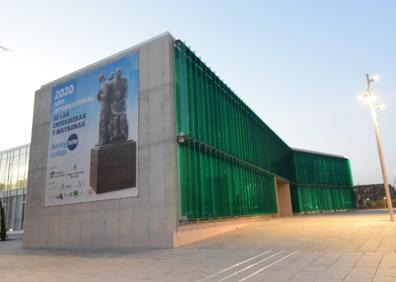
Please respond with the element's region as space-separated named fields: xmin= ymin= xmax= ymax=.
xmin=0 ymin=0 xmax=395 ymax=185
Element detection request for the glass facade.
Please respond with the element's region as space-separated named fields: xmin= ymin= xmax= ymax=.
xmin=290 ymin=149 xmax=355 ymax=212
xmin=0 ymin=144 xmax=29 ymax=231
xmin=178 ymin=140 xmax=278 ymax=220
xmin=175 ymin=40 xmax=289 ymax=220
xmin=175 ymin=40 xmax=355 ymax=221
xmin=0 ymin=145 xmax=29 ymax=192
xmin=175 ymin=41 xmax=293 ymax=181
xmin=292 ymin=149 xmax=353 ymax=186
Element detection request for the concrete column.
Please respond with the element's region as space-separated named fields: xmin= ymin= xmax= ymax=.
xmin=276 ymin=178 xmax=293 ymax=217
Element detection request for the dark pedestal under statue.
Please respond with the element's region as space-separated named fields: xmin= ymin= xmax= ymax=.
xmin=90 ymin=140 xmax=136 ymax=194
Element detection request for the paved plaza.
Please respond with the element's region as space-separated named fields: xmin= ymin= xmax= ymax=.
xmin=1 ymin=210 xmax=396 ymax=281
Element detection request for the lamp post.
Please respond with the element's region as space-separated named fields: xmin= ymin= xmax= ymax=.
xmin=393 ymin=170 xmax=396 ymax=188
xmin=360 ymin=74 xmax=394 ymax=222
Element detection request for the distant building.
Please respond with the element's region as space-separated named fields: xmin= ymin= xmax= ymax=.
xmin=0 ymin=144 xmax=29 ymax=231
xmin=354 ymin=184 xmax=396 ymax=207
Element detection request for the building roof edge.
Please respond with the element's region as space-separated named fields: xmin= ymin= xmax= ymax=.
xmin=40 ymin=31 xmax=174 ymax=89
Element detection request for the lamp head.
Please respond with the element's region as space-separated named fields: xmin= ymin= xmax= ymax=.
xmin=358 ymin=92 xmax=376 ymax=104
xmin=375 ymin=104 xmax=386 ymax=111
xmin=367 ymin=74 xmax=380 ymax=83
xmin=372 ymin=74 xmax=380 ymax=82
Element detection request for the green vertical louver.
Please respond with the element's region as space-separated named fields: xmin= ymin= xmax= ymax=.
xmin=175 ymin=41 xmax=288 ymax=220
xmin=175 ymin=41 xmax=293 ymax=181
xmin=178 ymin=140 xmax=277 ymax=219
xmin=174 ymin=40 xmax=355 ymax=220
xmin=290 ymin=150 xmax=355 ymax=212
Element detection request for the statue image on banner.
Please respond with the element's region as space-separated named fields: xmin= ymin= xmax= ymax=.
xmin=90 ymin=66 xmax=136 ymax=194
xmin=97 ymin=67 xmax=129 ymax=145
xmin=45 ymin=52 xmax=138 ymax=206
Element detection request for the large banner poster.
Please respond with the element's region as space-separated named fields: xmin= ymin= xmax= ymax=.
xmin=45 ymin=53 xmax=139 ymax=206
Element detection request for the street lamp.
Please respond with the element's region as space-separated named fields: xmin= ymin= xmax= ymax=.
xmin=359 ymin=74 xmax=394 ymax=222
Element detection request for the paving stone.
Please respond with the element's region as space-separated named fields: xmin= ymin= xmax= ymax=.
xmin=1 ymin=210 xmax=396 ymax=281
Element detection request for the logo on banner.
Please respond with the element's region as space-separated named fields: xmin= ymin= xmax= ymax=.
xmin=67 ymin=134 xmax=79 ymax=150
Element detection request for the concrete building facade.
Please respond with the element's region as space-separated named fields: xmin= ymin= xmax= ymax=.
xmin=24 ymin=32 xmax=355 ymax=249
xmin=24 ymin=33 xmax=179 ymax=248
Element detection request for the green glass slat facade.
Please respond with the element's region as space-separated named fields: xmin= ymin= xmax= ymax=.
xmin=175 ymin=40 xmax=355 ymax=220
xmin=292 ymin=150 xmax=353 ymax=186
xmin=290 ymin=186 xmax=355 ymax=212
xmin=178 ymin=140 xmax=277 ymax=219
xmin=175 ymin=41 xmax=293 ymax=181
xmin=291 ymin=150 xmax=355 ymax=212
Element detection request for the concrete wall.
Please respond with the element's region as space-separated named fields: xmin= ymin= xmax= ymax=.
xmin=23 ymin=33 xmax=179 ymax=248
xmin=276 ymin=178 xmax=293 ymax=217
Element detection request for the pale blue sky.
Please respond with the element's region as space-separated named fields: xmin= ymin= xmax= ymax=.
xmin=1 ymin=0 xmax=395 ymax=184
